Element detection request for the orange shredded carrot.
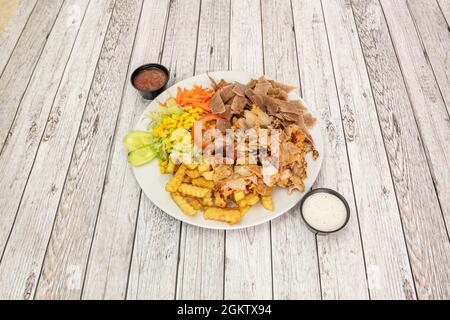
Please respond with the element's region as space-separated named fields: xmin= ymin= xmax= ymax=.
xmin=176 ymin=85 xmax=214 ymax=112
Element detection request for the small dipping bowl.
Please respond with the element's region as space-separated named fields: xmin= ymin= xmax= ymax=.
xmin=299 ymin=188 xmax=350 ymax=235
xmin=131 ymin=63 xmax=170 ymax=100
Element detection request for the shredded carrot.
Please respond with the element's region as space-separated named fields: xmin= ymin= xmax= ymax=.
xmin=176 ymin=85 xmax=214 ymax=112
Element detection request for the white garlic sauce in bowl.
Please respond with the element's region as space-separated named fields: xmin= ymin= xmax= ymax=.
xmin=301 ymin=191 xmax=349 ymax=233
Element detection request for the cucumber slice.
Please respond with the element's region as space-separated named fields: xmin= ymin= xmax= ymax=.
xmin=123 ymin=131 xmax=153 ymax=152
xmin=128 ymin=146 xmax=156 ymax=166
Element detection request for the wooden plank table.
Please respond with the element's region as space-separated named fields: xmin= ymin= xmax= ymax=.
xmin=0 ymin=0 xmax=448 ymax=300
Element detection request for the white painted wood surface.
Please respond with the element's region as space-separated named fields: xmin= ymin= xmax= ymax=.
xmin=380 ymin=0 xmax=450 ymax=236
xmin=0 ymin=0 xmax=37 ymax=75
xmin=82 ymin=0 xmax=171 ymax=300
xmin=0 ymin=0 xmax=89 ymax=259
xmin=35 ymin=0 xmax=142 ymax=300
xmin=0 ymin=0 xmax=115 ymax=299
xmin=292 ymin=0 xmax=368 ymax=300
xmin=352 ymin=0 xmax=450 ymax=300
xmin=0 ymin=0 xmax=63 ymax=150
xmin=0 ymin=0 xmax=449 ymax=300
xmin=321 ymin=0 xmax=415 ymax=299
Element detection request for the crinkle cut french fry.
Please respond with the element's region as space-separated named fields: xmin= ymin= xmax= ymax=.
xmin=178 ymin=183 xmax=211 ymax=198
xmin=233 ymin=191 xmax=245 ymax=202
xmin=198 ymin=163 xmax=211 ymax=173
xmin=186 ymin=163 xmax=198 ymax=170
xmin=239 ymin=206 xmax=250 ymax=216
xmin=186 ymin=169 xmax=201 ymax=179
xmin=238 ymin=193 xmax=259 ymax=208
xmin=202 ymin=197 xmax=214 ymax=207
xmin=171 ymin=193 xmax=197 ymax=216
xmin=165 ymin=165 xmax=186 ymax=193
xmin=204 ymin=207 xmax=241 ymax=225
xmin=214 ymin=191 xmax=227 ymax=208
xmin=186 ymin=197 xmax=203 ymax=211
xmin=191 ymin=177 xmax=214 ymax=189
xmin=261 ymin=195 xmax=273 ymax=211
xmin=202 ymin=171 xmax=213 ymax=181
xmin=166 ymin=161 xmax=176 ymax=174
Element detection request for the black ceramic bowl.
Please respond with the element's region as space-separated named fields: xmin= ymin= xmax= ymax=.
xmin=299 ymin=188 xmax=350 ymax=235
xmin=131 ymin=63 xmax=170 ymax=100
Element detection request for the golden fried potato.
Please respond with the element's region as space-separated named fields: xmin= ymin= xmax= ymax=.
xmin=186 ymin=169 xmax=201 ymax=179
xmin=202 ymin=171 xmax=214 ymax=181
xmin=238 ymin=193 xmax=260 ymax=208
xmin=233 ymin=191 xmax=246 ymax=202
xmin=178 ymin=183 xmax=211 ymax=198
xmin=191 ymin=177 xmax=214 ymax=189
xmin=198 ymin=163 xmax=211 ymax=173
xmin=204 ymin=207 xmax=241 ymax=225
xmin=166 ymin=165 xmax=186 ymax=193
xmin=186 ymin=163 xmax=198 ymax=170
xmin=171 ymin=192 xmax=197 ymax=216
xmin=261 ymin=196 xmax=273 ymax=211
xmin=186 ymin=197 xmax=203 ymax=211
xmin=202 ymin=197 xmax=214 ymax=207
xmin=239 ymin=206 xmax=250 ymax=216
xmin=166 ymin=161 xmax=176 ymax=174
xmin=183 ymin=176 xmax=192 ymax=184
xmin=214 ymin=191 xmax=227 ymax=208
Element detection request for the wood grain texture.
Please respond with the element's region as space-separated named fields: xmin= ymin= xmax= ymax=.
xmin=407 ymin=0 xmax=450 ymax=112
xmin=0 ymin=0 xmax=37 ymax=74
xmin=35 ymin=0 xmax=142 ymax=300
xmin=380 ymin=0 xmax=450 ymax=234
xmin=175 ymin=0 xmax=229 ymax=300
xmin=261 ymin=0 xmax=321 ymax=300
xmin=126 ymin=0 xmax=201 ymax=300
xmin=437 ymin=0 xmax=450 ymax=24
xmin=82 ymin=0 xmax=171 ymax=300
xmin=0 ymin=0 xmax=63 ymax=151
xmin=0 ymin=0 xmax=115 ymax=300
xmin=0 ymin=0 xmax=89 ymax=261
xmin=292 ymin=0 xmax=369 ymax=300
xmin=225 ymin=0 xmax=272 ymax=300
xmin=321 ymin=0 xmax=415 ymax=299
xmin=352 ymin=0 xmax=450 ymax=300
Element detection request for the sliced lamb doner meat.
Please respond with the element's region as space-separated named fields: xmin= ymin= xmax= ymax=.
xmin=262 ymin=95 xmax=280 ymax=115
xmin=245 ymin=89 xmax=265 ymax=109
xmin=216 ymin=104 xmax=232 ymax=121
xmin=296 ymin=115 xmax=313 ymax=143
xmin=210 ymin=91 xmax=226 ymax=114
xmin=303 ymin=112 xmax=317 ymax=128
xmin=289 ymin=99 xmax=307 ymax=111
xmin=246 ymin=79 xmax=257 ymax=90
xmin=216 ymin=117 xmax=232 ymax=132
xmin=253 ymin=82 xmax=272 ymax=96
xmin=278 ymin=100 xmax=302 ymax=115
xmin=219 ymin=84 xmax=236 ymax=103
xmin=282 ymin=112 xmax=301 ymax=123
xmin=269 ymin=80 xmax=296 ymax=93
xmin=276 ymin=91 xmax=289 ymax=101
xmin=232 ymin=83 xmax=246 ymax=97
xmin=230 ymin=96 xmax=247 ymax=115
xmin=208 ymin=74 xmax=219 ymax=91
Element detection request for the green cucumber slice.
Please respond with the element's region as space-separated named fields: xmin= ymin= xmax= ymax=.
xmin=123 ymin=131 xmax=153 ymax=152
xmin=128 ymin=146 xmax=156 ymax=166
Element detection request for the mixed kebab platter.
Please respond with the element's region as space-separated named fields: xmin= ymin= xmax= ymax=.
xmin=125 ymin=71 xmax=323 ymax=229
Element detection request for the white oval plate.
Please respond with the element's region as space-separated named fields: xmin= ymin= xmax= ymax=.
xmin=132 ymin=71 xmax=324 ymax=230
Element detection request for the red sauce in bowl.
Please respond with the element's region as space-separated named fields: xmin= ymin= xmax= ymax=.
xmin=133 ymin=67 xmax=168 ymax=91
